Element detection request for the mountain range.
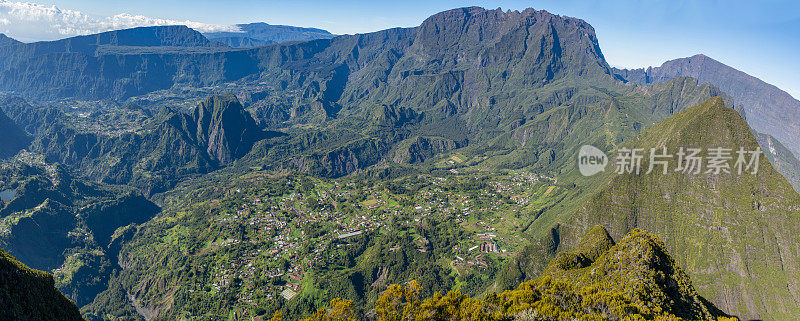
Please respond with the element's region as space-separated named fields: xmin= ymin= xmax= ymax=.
xmin=0 ymin=5 xmax=798 ymax=321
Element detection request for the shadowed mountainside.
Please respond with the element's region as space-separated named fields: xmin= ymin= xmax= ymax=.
xmin=0 ymin=107 xmax=28 ymax=159
xmin=0 ymin=33 xmax=21 ymax=46
xmin=0 ymin=248 xmax=85 ymax=321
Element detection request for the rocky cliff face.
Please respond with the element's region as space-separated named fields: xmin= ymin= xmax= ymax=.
xmin=20 ymin=95 xmax=264 ymax=194
xmin=208 ymin=36 xmax=271 ymax=48
xmin=0 ymin=25 xmax=229 ymax=99
xmin=390 ymin=136 xmax=460 ymax=164
xmin=191 ymin=95 xmax=266 ymax=164
xmin=756 ymin=131 xmax=800 ymax=192
xmin=613 ymin=54 xmax=800 ymax=158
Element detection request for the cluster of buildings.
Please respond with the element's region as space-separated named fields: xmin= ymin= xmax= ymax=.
xmin=188 ymin=171 xmax=560 ymax=310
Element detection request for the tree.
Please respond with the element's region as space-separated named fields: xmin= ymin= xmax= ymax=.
xmin=300 ymin=298 xmax=356 ymax=321
xmin=375 ymin=280 xmax=422 ymax=321
xmin=268 ymin=311 xmax=283 ymax=321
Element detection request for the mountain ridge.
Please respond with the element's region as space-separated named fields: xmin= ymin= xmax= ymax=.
xmin=613 ymin=54 xmax=800 ymax=158
xmin=0 ymin=33 xmax=22 ymax=46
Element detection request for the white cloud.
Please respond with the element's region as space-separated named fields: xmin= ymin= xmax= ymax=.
xmin=0 ymin=1 xmax=241 ymax=42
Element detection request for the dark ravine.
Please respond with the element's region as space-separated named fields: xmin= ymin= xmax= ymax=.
xmin=0 ymin=106 xmax=28 ymax=159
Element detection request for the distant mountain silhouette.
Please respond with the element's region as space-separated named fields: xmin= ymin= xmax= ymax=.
xmin=614 ymin=54 xmax=800 ymax=158
xmin=204 ymin=22 xmax=335 ymax=47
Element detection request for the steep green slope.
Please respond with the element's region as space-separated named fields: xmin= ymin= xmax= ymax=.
xmin=0 ymin=248 xmax=84 ymax=321
xmin=538 ymin=226 xmax=729 ymax=320
xmin=462 ymin=76 xmax=729 ymax=173
xmin=522 ymin=97 xmax=800 ymax=320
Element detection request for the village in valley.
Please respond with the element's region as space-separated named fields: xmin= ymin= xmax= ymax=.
xmin=152 ymin=167 xmax=570 ymax=319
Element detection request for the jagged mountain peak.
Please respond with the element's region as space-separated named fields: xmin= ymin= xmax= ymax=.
xmin=540 ymin=226 xmax=728 ymax=320
xmin=191 ymin=95 xmax=265 ymax=164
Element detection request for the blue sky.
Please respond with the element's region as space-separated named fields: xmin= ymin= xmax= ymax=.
xmin=5 ymin=0 xmax=800 ymax=98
